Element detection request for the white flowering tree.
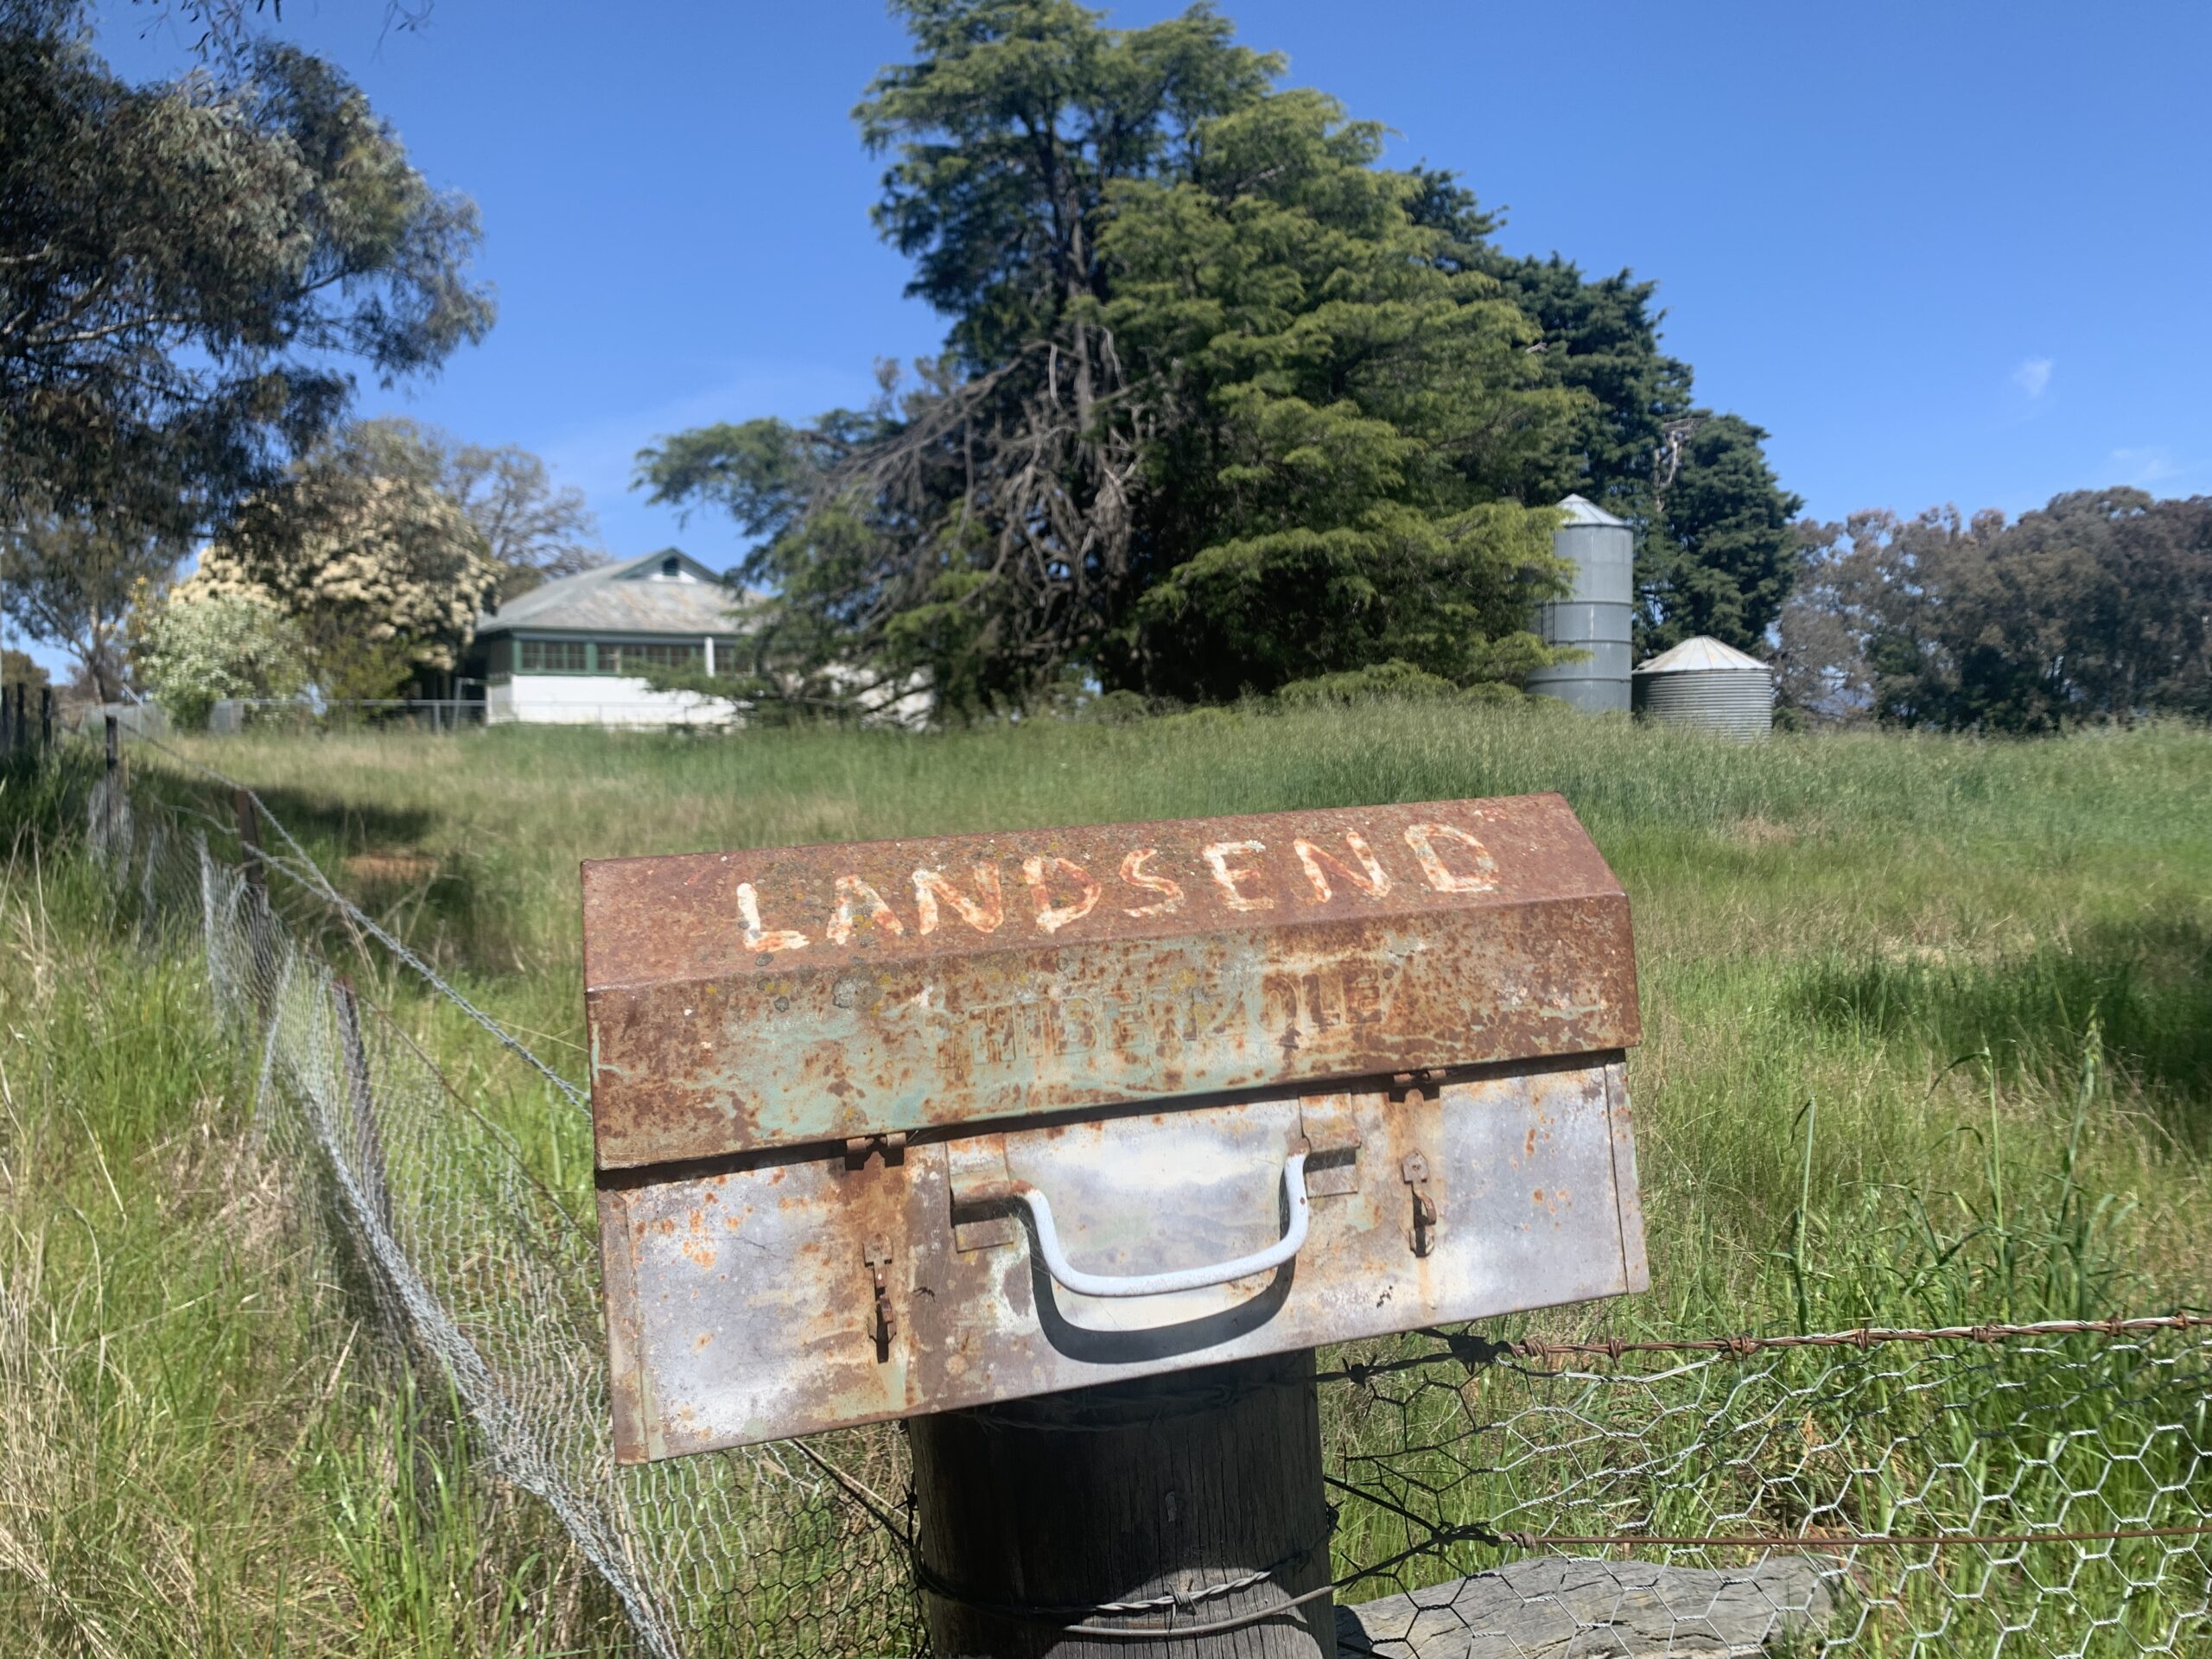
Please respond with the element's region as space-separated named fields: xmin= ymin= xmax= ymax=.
xmin=132 ymin=592 xmax=307 ymax=729
xmin=195 ymin=432 xmax=500 ymax=699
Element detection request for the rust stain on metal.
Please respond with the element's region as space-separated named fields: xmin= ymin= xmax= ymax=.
xmin=588 ymin=792 xmax=1649 ymax=1460
xmin=584 ymin=794 xmax=1638 ymax=1169
xmin=599 ymin=1062 xmax=1643 ymax=1458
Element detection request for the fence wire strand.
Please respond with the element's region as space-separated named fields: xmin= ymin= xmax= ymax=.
xmin=75 ymin=743 xmax=2212 ymax=1658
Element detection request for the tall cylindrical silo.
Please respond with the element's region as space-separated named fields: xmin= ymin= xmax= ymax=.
xmin=1631 ymin=636 xmax=1775 ymax=739
xmin=1524 ymin=494 xmax=1634 ymax=713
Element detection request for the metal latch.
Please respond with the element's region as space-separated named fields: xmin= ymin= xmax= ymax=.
xmin=845 ymin=1131 xmax=906 ymax=1170
xmin=1402 ymin=1153 xmax=1438 ymax=1258
xmin=863 ymin=1234 xmax=896 ymax=1359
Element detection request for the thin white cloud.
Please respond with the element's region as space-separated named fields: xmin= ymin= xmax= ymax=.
xmin=2012 ymin=356 xmax=2053 ymax=398
xmin=2110 ymin=446 xmax=2177 ymax=486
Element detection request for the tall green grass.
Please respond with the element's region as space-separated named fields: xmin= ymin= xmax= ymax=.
xmin=0 ymin=753 xmax=626 ymax=1657
xmin=155 ymin=704 xmax=2212 ymax=1329
xmin=5 ymin=706 xmax=2208 ymax=1652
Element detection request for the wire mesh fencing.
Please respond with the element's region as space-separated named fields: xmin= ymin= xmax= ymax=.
xmin=76 ymin=741 xmax=2212 ymax=1658
xmin=88 ymin=751 xmax=923 ymax=1659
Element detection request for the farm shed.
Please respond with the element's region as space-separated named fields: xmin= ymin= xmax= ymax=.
xmin=465 ymin=550 xmax=746 ymax=727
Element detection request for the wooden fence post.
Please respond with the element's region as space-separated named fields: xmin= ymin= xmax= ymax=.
xmin=40 ymin=686 xmax=52 ymax=753
xmin=234 ymin=786 xmax=267 ymax=903
xmin=101 ymin=711 xmax=121 ymax=844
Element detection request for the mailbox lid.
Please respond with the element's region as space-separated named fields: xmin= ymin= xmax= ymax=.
xmin=598 ymin=1058 xmax=1647 ymax=1459
xmin=584 ymin=793 xmax=1638 ymax=1167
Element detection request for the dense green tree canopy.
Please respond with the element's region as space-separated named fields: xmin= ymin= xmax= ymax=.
xmin=1778 ymin=488 xmax=2212 ymax=731
xmin=1641 ymin=413 xmax=1803 ymax=653
xmin=1100 ymin=91 xmax=1576 ymax=700
xmin=1412 ymin=171 xmax=1801 ymax=658
xmin=639 ymin=0 xmax=1797 ymax=718
xmin=0 ymin=0 xmax=493 ymax=534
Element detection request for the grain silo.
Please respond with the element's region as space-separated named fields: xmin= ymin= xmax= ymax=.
xmin=1523 ymin=494 xmax=1635 ymax=714
xmin=1631 ymin=636 xmax=1774 ymax=739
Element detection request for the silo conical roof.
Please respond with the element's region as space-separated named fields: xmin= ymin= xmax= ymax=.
xmin=1556 ymin=493 xmax=1630 ymax=527
xmin=1634 ymin=636 xmax=1770 ymax=675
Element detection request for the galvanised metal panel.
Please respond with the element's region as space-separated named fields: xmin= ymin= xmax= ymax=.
xmin=1634 ymin=669 xmax=1774 ymax=740
xmin=599 ymin=1058 xmax=1646 ymax=1458
xmin=1526 ymin=502 xmax=1635 ymax=714
xmin=582 ymin=794 xmax=1639 ymax=1169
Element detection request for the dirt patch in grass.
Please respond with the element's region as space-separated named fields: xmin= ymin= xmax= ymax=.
xmin=343 ymin=852 xmax=438 ymax=887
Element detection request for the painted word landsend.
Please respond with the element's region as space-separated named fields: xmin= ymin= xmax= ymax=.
xmin=582 ymin=794 xmax=1641 ymax=1168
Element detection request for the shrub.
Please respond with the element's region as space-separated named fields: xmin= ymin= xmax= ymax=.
xmin=133 ymin=591 xmax=306 ymax=729
xmin=1274 ymin=659 xmax=1462 ymax=706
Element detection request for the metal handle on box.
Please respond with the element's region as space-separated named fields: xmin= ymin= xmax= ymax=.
xmin=997 ymin=1152 xmax=1312 ymax=1299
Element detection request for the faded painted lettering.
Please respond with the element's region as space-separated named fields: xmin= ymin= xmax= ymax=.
xmin=827 ymin=875 xmax=906 ymax=945
xmin=737 ymin=882 xmax=810 ymax=954
xmin=960 ymin=988 xmax=1216 ymax=1071
xmin=1200 ymin=840 xmax=1274 ymax=912
xmin=1262 ymin=963 xmax=1390 ymax=1044
xmin=1118 ymin=848 xmax=1183 ymax=918
xmin=1294 ymin=830 xmax=1393 ymax=903
xmin=1022 ymin=855 xmax=1103 ymax=935
xmin=912 ymin=865 xmax=1005 ymax=937
xmin=1405 ymin=823 xmax=1497 ymax=893
xmin=734 ymin=814 xmax=1514 ymax=955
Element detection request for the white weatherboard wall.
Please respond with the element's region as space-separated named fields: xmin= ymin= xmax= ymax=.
xmin=486 ymin=676 xmax=733 ymax=728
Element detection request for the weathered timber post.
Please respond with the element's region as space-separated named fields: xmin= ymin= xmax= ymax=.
xmin=13 ymin=683 xmax=25 ymax=754
xmin=101 ymin=712 xmax=121 ymax=845
xmin=582 ymin=798 xmax=1647 ymax=1659
xmin=40 ymin=686 xmax=52 ymax=753
xmin=910 ymin=1352 xmax=1334 ymax=1656
xmin=0 ymin=683 xmax=12 ymax=752
xmin=234 ymin=786 xmax=267 ymax=903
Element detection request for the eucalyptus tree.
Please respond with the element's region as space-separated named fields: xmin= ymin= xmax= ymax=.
xmin=0 ymin=0 xmax=492 ymax=533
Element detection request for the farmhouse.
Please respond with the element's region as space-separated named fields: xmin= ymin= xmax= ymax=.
xmin=466 ymin=549 xmax=746 ymax=726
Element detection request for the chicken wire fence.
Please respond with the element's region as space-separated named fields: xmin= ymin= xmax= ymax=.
xmin=73 ymin=740 xmax=2212 ymax=1658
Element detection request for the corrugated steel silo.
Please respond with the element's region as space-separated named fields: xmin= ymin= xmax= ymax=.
xmin=1524 ymin=494 xmax=1634 ymax=713
xmin=1631 ymin=636 xmax=1774 ymax=739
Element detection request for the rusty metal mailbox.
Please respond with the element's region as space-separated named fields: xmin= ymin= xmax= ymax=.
xmin=586 ymin=793 xmax=1645 ymax=1461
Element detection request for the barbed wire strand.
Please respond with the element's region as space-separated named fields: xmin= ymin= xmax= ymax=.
xmin=1326 ymin=1313 xmax=2212 ymax=1385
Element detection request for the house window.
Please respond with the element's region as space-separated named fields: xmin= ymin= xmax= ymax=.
xmin=660 ymin=555 xmax=681 ymax=579
xmin=518 ymin=639 xmax=588 ymax=674
xmin=602 ymin=641 xmax=704 ymax=673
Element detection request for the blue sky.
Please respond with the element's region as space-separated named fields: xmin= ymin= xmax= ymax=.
xmin=25 ymin=0 xmax=2207 ymax=674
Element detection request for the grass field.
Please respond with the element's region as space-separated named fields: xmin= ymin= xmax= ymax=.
xmin=3 ymin=702 xmax=2209 ymax=1653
